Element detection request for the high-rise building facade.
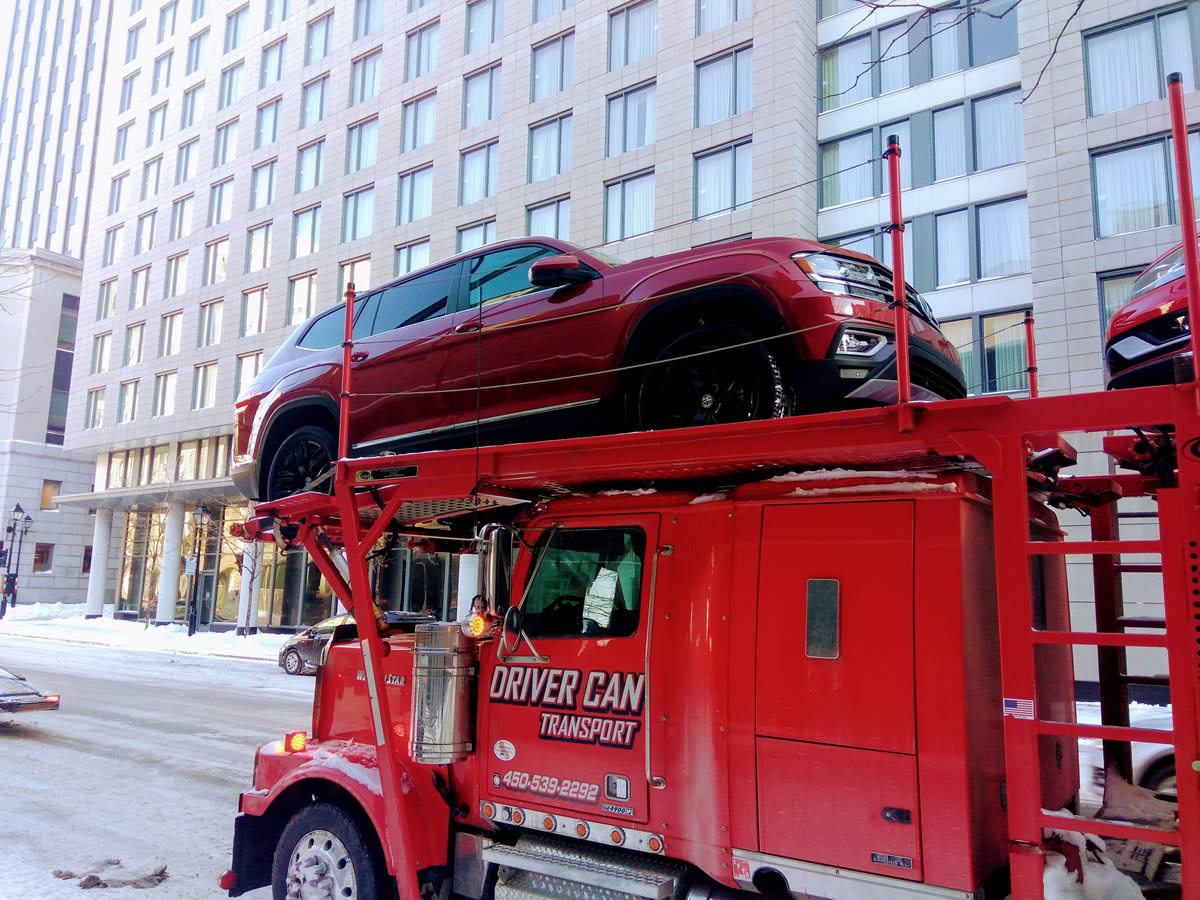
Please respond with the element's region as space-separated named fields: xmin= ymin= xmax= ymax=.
xmin=57 ymin=0 xmax=1197 ymax=655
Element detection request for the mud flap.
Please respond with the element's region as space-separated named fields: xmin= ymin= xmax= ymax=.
xmin=228 ymin=813 xmax=274 ymax=897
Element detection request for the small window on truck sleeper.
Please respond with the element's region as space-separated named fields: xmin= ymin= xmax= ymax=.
xmin=521 ymin=527 xmax=645 ymax=638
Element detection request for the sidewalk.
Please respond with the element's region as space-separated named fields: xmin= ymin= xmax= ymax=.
xmin=0 ymin=602 xmax=289 ymax=662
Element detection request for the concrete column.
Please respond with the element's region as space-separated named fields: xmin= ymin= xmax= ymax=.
xmin=236 ymin=539 xmax=261 ymax=635
xmin=156 ymin=501 xmax=185 ymax=624
xmin=84 ymin=508 xmax=113 ymax=618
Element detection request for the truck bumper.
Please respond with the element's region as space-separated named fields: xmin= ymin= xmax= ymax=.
xmin=225 ymin=812 xmax=274 ymax=897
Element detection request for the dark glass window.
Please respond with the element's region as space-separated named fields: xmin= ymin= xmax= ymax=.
xmin=466 ymin=244 xmax=557 ymax=307
xmin=371 ymin=265 xmax=457 ymax=334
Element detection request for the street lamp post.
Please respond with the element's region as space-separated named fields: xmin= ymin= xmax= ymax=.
xmin=187 ymin=504 xmax=209 ymax=637
xmin=1 ymin=504 xmax=27 ymax=619
xmin=12 ymin=513 xmax=32 ymax=608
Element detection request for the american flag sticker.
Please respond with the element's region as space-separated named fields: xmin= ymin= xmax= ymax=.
xmin=1003 ymin=697 xmax=1036 ymax=719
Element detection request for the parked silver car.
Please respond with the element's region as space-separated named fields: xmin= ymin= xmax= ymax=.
xmin=0 ymin=665 xmax=60 ymax=713
xmin=1077 ymin=702 xmax=1175 ymax=804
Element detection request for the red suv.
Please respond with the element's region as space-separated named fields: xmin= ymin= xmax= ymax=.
xmin=1105 ymin=240 xmax=1195 ymax=389
xmin=233 ymin=236 xmax=965 ymax=501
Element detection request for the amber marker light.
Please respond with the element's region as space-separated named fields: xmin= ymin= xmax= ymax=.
xmin=542 ymin=815 xmax=556 ymax=831
xmin=574 ymin=822 xmax=590 ymax=838
xmin=462 ymin=613 xmax=492 ymax=638
xmin=284 ymin=731 xmax=308 ymax=753
xmin=610 ymin=828 xmax=625 ymax=845
xmin=647 ymin=836 xmax=663 ymax=853
xmin=511 ymin=809 xmax=525 ymax=825
xmin=45 ymin=695 xmax=60 ymax=704
xmin=481 ymin=802 xmax=496 ymax=819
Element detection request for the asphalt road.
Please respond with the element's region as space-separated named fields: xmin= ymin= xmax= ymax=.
xmin=0 ymin=634 xmax=313 ymax=899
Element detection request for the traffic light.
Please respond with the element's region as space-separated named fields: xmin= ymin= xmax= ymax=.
xmin=4 ymin=573 xmax=16 ymax=594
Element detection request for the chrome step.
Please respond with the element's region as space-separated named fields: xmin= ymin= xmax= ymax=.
xmin=484 ymin=834 xmax=687 ymax=900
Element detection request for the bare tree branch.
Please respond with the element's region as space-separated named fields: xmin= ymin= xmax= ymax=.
xmin=1021 ymin=0 xmax=1085 ymax=103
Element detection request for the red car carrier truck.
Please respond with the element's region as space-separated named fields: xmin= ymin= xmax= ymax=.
xmin=221 ymin=100 xmax=1199 ymax=900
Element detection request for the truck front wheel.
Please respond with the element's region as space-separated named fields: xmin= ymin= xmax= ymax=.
xmin=272 ymin=802 xmax=386 ymax=900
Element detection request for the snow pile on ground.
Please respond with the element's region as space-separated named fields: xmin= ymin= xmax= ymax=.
xmin=0 ymin=603 xmax=288 ymax=661
xmin=1041 ymin=810 xmax=1144 ymax=899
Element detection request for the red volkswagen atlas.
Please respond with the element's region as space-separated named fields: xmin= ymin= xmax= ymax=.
xmin=233 ymin=236 xmax=965 ymax=501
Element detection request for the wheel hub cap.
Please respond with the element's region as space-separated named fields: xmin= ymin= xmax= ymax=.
xmin=699 ymin=392 xmax=716 ymax=410
xmin=286 ymin=829 xmax=357 ymax=900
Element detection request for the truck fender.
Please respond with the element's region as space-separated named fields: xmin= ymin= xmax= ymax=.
xmin=245 ymin=741 xmax=450 ymax=882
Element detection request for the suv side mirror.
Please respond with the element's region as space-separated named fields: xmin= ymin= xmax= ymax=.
xmin=529 ymin=255 xmax=598 ymax=288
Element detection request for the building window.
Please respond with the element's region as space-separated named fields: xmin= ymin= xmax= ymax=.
xmin=176 ymin=138 xmax=198 ymax=184
xmin=458 ymin=219 xmax=496 ymax=252
xmin=108 ymin=173 xmax=127 ymax=215
xmin=213 ymin=119 xmax=239 ymax=166
xmin=152 ymin=51 xmax=174 ymax=94
xmin=1099 ymin=268 xmax=1141 ymax=331
xmin=818 ymin=131 xmax=871 ymax=208
xmin=292 ymin=206 xmax=321 ymax=258
xmin=124 ymin=322 xmax=145 ymax=366
xmin=130 ymin=266 xmax=151 ymax=308
xmin=164 ymin=253 xmax=188 ymax=298
xmin=530 ymin=114 xmax=572 ymax=182
xmin=346 ymin=119 xmax=379 ymax=174
xmin=403 ymin=94 xmax=437 ymax=150
xmin=153 ymin=371 xmax=177 ymax=416
xmin=395 ymin=239 xmax=431 ymax=275
xmin=698 ymin=0 xmax=750 ymax=35
xmin=940 ymin=308 xmax=1029 ymax=395
xmin=878 ymin=21 xmax=908 ymax=93
xmin=342 ymin=187 xmax=375 ymax=241
xmin=695 ymin=139 xmax=751 ymax=218
xmin=288 ymin=272 xmax=317 ymax=324
xmin=256 ymin=98 xmax=281 ymax=148
xmin=351 ymin=49 xmax=382 ymax=104
xmin=607 ymin=82 xmax=655 ymax=155
xmin=251 ymin=160 xmax=277 ymax=210
xmin=246 ymin=222 xmax=272 ymax=272
xmin=935 ymin=209 xmax=969 ymax=287
xmin=306 ymin=14 xmax=333 ymax=65
xmin=397 ymin=166 xmax=433 ymax=224
xmin=159 ymin=1 xmax=178 ymax=40
xmin=82 ymin=546 xmax=92 ymax=575
xmin=466 ymin=0 xmax=502 ymax=53
xmin=120 ymin=71 xmax=139 ymax=113
xmin=528 ymin=196 xmax=570 ymax=239
xmin=340 ymin=257 xmax=371 ymax=295
xmin=1092 ymin=132 xmax=1199 ymax=238
xmin=147 ymin=103 xmax=168 ymax=146
xmin=192 ymin=362 xmax=218 ymax=409
xmin=264 ymin=0 xmax=289 ymax=29
xmin=301 ymin=75 xmax=328 ymax=127
xmin=464 ymin=66 xmax=501 ymax=128
xmin=297 ymin=140 xmax=325 ymax=191
xmin=117 ymin=379 xmax=140 ymax=423
xmin=44 ymin=297 xmax=74 ymax=443
xmin=203 ymin=238 xmax=229 ymax=285
xmin=126 ymin=22 xmax=143 ymax=62
xmin=696 ymin=45 xmax=751 ymax=126
xmin=820 ymin=35 xmax=870 ymax=111
xmin=170 ymin=195 xmax=193 ymax=240
xmin=235 ymin=351 xmax=264 ymax=397
xmin=141 ymin=157 xmax=163 ymax=201
xmin=1085 ymin=9 xmax=1194 ymax=116
xmin=261 ymin=39 xmax=286 ymax=88
xmin=91 ymin=333 xmax=112 ymax=374
xmin=933 ymin=104 xmax=966 ymax=180
xmin=977 ymin=196 xmax=1029 ymax=279
xmin=135 ymin=211 xmax=157 ymax=254
xmin=85 ymin=387 xmax=105 ymax=428
xmin=460 ymin=142 xmax=499 ymax=203
xmin=406 ymin=22 xmax=440 ymax=80
xmin=532 ymin=32 xmax=573 ymax=100
xmin=224 ymin=5 xmax=248 ymax=52
xmin=535 ymin=0 xmax=573 ymax=23
xmin=102 ymin=226 xmax=123 ymax=266
xmin=209 ymin=178 xmax=233 ymax=225
xmin=609 ymin=0 xmax=657 ymax=71
xmin=241 ymin=287 xmax=268 ymax=336
xmin=186 ymin=29 xmax=208 ymax=74
xmin=160 ymin=311 xmax=182 ymax=355
xmin=355 ymin=0 xmax=382 ymax=39
xmin=98 ymin=280 xmax=118 ymax=319
xmin=40 ymin=480 xmax=62 ymax=511
xmin=114 ymin=122 xmax=133 ymax=164
xmin=878 ymin=120 xmax=912 ymax=189
xmin=972 ymin=89 xmax=1023 ymax=170
xmin=32 ymin=544 xmax=54 ymax=574
xmin=180 ymin=84 xmax=202 ymax=128
xmin=605 ymin=171 xmax=654 ymax=242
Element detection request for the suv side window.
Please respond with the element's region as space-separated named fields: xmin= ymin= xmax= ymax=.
xmin=372 ymin=265 xmax=457 ymax=335
xmin=521 ymin=527 xmax=645 ymax=639
xmin=466 ymin=245 xmax=558 ymax=307
xmin=297 ymin=296 xmax=377 ymax=349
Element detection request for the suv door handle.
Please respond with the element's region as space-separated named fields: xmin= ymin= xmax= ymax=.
xmin=454 ymin=321 xmax=481 ymax=334
xmin=350 ymin=351 xmax=369 ymax=362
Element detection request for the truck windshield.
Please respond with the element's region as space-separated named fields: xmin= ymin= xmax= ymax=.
xmin=521 ymin=527 xmax=645 ymax=639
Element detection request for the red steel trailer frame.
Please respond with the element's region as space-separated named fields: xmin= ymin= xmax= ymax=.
xmin=235 ymin=74 xmax=1200 ymax=899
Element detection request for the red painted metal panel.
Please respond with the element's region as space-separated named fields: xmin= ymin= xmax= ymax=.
xmin=756 ymin=501 xmax=915 ymax=754
xmin=757 ymin=737 xmax=922 ymax=880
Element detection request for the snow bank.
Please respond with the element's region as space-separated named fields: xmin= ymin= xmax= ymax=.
xmin=769 ymin=468 xmax=939 ymax=482
xmin=0 ymin=607 xmax=289 ymax=662
xmin=789 ymin=482 xmax=958 ymax=497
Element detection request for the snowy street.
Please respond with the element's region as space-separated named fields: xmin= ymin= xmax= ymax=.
xmin=0 ymin=632 xmax=313 ymax=899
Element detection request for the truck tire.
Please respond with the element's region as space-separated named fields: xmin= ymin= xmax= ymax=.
xmin=273 ymin=802 xmax=386 ymax=900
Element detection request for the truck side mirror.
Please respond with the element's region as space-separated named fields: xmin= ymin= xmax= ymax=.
xmin=479 ymin=524 xmax=512 ymax=616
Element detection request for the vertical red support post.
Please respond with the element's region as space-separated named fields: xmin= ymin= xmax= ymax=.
xmin=339 ymin=282 xmax=356 ymax=463
xmin=885 ymin=134 xmax=914 ymax=431
xmin=1167 ymin=73 xmax=1200 ymax=406
xmin=1023 ymin=312 xmax=1039 ymax=398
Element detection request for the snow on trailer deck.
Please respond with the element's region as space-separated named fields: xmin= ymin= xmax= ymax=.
xmin=242 ymin=383 xmax=1198 ymax=899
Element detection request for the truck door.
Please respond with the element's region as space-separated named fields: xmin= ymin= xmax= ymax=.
xmin=479 ymin=516 xmax=657 ymax=825
xmin=755 ymin=501 xmax=923 ymax=880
